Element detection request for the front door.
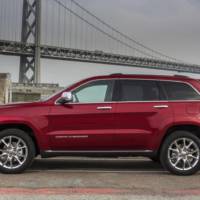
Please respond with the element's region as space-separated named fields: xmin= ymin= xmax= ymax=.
xmin=48 ymin=79 xmax=116 ymax=150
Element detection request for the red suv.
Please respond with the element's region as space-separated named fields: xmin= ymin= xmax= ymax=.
xmin=0 ymin=74 xmax=200 ymax=175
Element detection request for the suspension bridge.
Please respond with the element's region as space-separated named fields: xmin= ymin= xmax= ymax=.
xmin=0 ymin=0 xmax=200 ymax=84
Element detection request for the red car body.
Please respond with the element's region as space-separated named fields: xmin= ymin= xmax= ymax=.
xmin=1 ymin=74 xmax=200 ymax=158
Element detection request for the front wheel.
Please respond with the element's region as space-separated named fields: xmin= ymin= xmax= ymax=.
xmin=160 ymin=131 xmax=200 ymax=175
xmin=0 ymin=129 xmax=36 ymax=174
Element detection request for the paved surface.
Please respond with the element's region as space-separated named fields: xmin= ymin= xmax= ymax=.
xmin=0 ymin=157 xmax=200 ymax=199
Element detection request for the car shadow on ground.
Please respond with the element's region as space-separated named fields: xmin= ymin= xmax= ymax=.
xmin=30 ymin=157 xmax=164 ymax=172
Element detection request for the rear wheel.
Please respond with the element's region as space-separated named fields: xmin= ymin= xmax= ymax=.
xmin=0 ymin=129 xmax=36 ymax=174
xmin=160 ymin=131 xmax=200 ymax=175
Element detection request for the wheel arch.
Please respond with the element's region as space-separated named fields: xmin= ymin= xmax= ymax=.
xmin=157 ymin=124 xmax=200 ymax=157
xmin=0 ymin=123 xmax=40 ymax=155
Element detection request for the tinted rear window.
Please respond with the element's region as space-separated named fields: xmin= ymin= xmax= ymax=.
xmin=161 ymin=81 xmax=200 ymax=100
xmin=118 ymin=80 xmax=162 ymax=101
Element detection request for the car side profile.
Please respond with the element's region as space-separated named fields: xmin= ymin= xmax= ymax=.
xmin=0 ymin=74 xmax=200 ymax=175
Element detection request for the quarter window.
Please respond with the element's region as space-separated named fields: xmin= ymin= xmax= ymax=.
xmin=72 ymin=80 xmax=114 ymax=103
xmin=161 ymin=81 xmax=200 ymax=100
xmin=118 ymin=80 xmax=161 ymax=101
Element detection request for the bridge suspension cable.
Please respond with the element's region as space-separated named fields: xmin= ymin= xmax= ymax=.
xmin=52 ymin=0 xmax=159 ymax=59
xmin=52 ymin=0 xmax=182 ymax=62
xmin=1 ymin=0 xmax=200 ymax=84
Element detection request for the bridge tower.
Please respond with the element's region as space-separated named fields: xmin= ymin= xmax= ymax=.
xmin=19 ymin=0 xmax=41 ymax=83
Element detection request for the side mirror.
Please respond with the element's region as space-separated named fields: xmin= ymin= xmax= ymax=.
xmin=57 ymin=92 xmax=73 ymax=104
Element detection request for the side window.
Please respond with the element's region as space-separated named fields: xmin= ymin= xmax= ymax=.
xmin=118 ymin=80 xmax=161 ymax=101
xmin=72 ymin=80 xmax=114 ymax=103
xmin=161 ymin=81 xmax=200 ymax=100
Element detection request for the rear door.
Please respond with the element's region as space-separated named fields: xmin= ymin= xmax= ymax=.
xmin=114 ymin=79 xmax=173 ymax=150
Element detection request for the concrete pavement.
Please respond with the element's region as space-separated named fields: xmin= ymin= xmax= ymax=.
xmin=0 ymin=157 xmax=200 ymax=199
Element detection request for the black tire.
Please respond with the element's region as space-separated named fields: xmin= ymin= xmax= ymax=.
xmin=0 ymin=129 xmax=36 ymax=174
xmin=160 ymin=130 xmax=200 ymax=176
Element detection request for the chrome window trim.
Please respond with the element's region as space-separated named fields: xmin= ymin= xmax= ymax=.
xmin=55 ymin=78 xmax=200 ymax=105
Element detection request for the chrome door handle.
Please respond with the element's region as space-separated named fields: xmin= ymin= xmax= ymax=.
xmin=153 ymin=105 xmax=168 ymax=109
xmin=97 ymin=106 xmax=112 ymax=110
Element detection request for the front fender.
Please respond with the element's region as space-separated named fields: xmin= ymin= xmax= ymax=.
xmin=0 ymin=115 xmax=49 ymax=150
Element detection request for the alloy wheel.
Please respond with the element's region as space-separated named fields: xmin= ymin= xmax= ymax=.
xmin=0 ymin=136 xmax=28 ymax=169
xmin=168 ymin=137 xmax=200 ymax=171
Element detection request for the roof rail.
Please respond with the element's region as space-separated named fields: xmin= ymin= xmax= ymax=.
xmin=109 ymin=73 xmax=123 ymax=76
xmin=173 ymin=74 xmax=189 ymax=78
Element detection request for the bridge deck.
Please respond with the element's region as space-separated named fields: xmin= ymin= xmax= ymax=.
xmin=0 ymin=40 xmax=200 ymax=74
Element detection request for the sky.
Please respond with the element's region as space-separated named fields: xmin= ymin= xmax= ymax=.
xmin=0 ymin=0 xmax=200 ymax=86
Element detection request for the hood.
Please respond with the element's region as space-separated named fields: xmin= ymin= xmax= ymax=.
xmin=0 ymin=101 xmax=47 ymax=118
xmin=0 ymin=101 xmax=42 ymax=109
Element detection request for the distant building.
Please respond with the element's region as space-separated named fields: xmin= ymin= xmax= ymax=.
xmin=12 ymin=83 xmax=63 ymax=102
xmin=0 ymin=73 xmax=63 ymax=103
xmin=0 ymin=73 xmax=12 ymax=104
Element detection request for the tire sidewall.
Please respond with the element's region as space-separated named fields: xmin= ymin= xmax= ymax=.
xmin=160 ymin=130 xmax=200 ymax=176
xmin=0 ymin=129 xmax=35 ymax=174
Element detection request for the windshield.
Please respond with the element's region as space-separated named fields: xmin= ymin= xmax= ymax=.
xmin=41 ymin=78 xmax=89 ymax=101
xmin=40 ymin=84 xmax=73 ymax=101
xmin=40 ymin=87 xmax=67 ymax=101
